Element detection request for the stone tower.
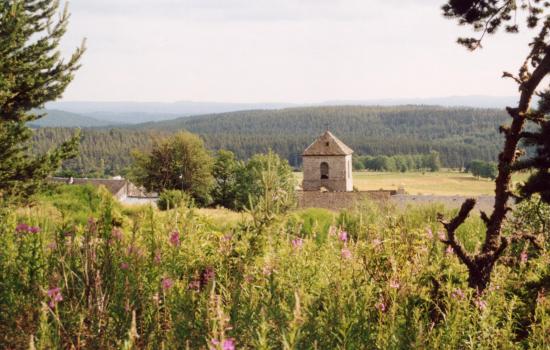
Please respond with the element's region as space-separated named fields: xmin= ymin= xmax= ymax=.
xmin=302 ymin=131 xmax=354 ymax=192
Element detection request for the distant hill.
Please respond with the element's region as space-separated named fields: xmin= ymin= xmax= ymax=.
xmin=44 ymin=95 xmax=518 ymax=125
xmin=32 ymin=105 xmax=511 ymax=176
xmin=29 ymin=109 xmax=118 ymax=128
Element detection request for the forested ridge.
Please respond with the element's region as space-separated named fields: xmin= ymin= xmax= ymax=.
xmin=32 ymin=105 xmax=508 ymax=176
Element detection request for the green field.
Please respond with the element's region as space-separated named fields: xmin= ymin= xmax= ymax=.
xmin=295 ymin=171 xmax=530 ymax=196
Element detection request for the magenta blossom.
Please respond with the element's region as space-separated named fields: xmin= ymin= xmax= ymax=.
xmin=111 ymin=228 xmax=123 ymax=241
xmin=15 ymin=223 xmax=40 ymax=234
xmin=210 ymin=338 xmax=235 ymax=350
xmin=188 ymin=279 xmax=201 ymax=291
xmin=338 ymin=231 xmax=348 ymax=242
xmin=520 ymin=251 xmax=528 ymax=263
xmin=389 ymin=280 xmax=400 ymax=289
xmin=474 ymin=298 xmax=487 ymax=311
xmin=452 ymin=288 xmax=465 ymax=300
xmin=47 ymin=287 xmax=63 ymax=308
xmin=292 ymin=238 xmax=303 ymax=250
xmin=341 ymin=248 xmax=352 ymax=260
xmin=376 ymin=300 xmax=387 ymax=313
xmin=161 ymin=277 xmax=174 ymax=290
xmin=169 ymin=231 xmax=180 ymax=247
xmin=154 ymin=250 xmax=162 ymax=265
xmin=120 ymin=262 xmax=129 ymax=270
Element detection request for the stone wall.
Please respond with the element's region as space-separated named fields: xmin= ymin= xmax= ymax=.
xmin=298 ymin=190 xmax=393 ymax=211
xmin=302 ymin=155 xmax=353 ymax=192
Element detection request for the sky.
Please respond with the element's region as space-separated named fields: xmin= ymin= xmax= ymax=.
xmin=58 ymin=0 xmax=538 ymax=103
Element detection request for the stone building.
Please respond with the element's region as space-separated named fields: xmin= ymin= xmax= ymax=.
xmin=302 ymin=131 xmax=354 ymax=192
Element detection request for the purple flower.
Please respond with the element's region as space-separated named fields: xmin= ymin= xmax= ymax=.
xmin=200 ymin=267 xmax=215 ymax=287
xmin=452 ymin=288 xmax=465 ymax=300
xmin=161 ymin=277 xmax=174 ymax=290
xmin=376 ymin=301 xmax=387 ymax=313
xmin=474 ymin=298 xmax=487 ymax=311
xmin=223 ymin=338 xmax=235 ymax=350
xmin=339 ymin=231 xmax=348 ymax=242
xmin=341 ymin=248 xmax=352 ymax=260
xmin=111 ymin=228 xmax=123 ymax=241
xmin=292 ymin=238 xmax=303 ymax=250
xmin=520 ymin=251 xmax=528 ymax=263
xmin=120 ymin=262 xmax=129 ymax=270
xmin=16 ymin=223 xmax=29 ymax=233
xmin=188 ymin=279 xmax=201 ymax=291
xmin=47 ymin=287 xmax=63 ymax=308
xmin=28 ymin=226 xmax=40 ymax=234
xmin=169 ymin=231 xmax=180 ymax=247
xmin=389 ymin=280 xmax=400 ymax=289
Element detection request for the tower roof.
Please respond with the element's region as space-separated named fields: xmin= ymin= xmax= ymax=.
xmin=302 ymin=131 xmax=354 ymax=156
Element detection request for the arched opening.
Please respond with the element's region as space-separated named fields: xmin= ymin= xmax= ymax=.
xmin=320 ymin=162 xmax=329 ymax=179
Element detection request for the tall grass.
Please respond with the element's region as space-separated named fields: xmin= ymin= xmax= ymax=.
xmin=0 ymin=186 xmax=548 ymax=349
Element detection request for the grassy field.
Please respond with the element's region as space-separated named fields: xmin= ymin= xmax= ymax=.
xmin=295 ymin=171 xmax=530 ymax=196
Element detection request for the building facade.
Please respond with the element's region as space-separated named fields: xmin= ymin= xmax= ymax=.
xmin=302 ymin=131 xmax=354 ymax=192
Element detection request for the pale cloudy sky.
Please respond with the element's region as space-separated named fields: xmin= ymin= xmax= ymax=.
xmin=58 ymin=0 xmax=536 ymax=103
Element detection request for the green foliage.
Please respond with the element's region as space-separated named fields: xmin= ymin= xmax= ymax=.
xmin=356 ymin=151 xmax=442 ymax=172
xmin=31 ymin=106 xmax=509 ymax=176
xmin=467 ymin=160 xmax=498 ymax=180
xmin=129 ymin=131 xmax=214 ymax=206
xmin=234 ymin=151 xmax=296 ymax=212
xmin=157 ymin=189 xmax=190 ymax=211
xmin=211 ymin=150 xmax=240 ymax=209
xmin=1 ymin=195 xmax=549 ymax=348
xmin=0 ymin=0 xmax=84 ymax=202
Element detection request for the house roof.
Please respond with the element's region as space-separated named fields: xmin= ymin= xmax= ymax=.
xmin=302 ymin=131 xmax=354 ymax=156
xmin=51 ymin=177 xmax=127 ymax=195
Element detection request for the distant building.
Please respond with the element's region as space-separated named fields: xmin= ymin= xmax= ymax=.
xmin=302 ymin=130 xmax=354 ymax=192
xmin=50 ymin=177 xmax=157 ymax=203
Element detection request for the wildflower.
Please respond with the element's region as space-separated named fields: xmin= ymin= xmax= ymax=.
xmin=341 ymin=247 xmax=352 ymax=260
xmin=28 ymin=226 xmax=40 ymax=234
xmin=223 ymin=339 xmax=235 ymax=350
xmin=15 ymin=223 xmax=29 ymax=233
xmin=111 ymin=228 xmax=123 ymax=241
xmin=452 ymin=288 xmax=465 ymax=300
xmin=445 ymin=245 xmax=454 ymax=255
xmin=161 ymin=277 xmax=174 ymax=290
xmin=338 ymin=231 xmax=348 ymax=242
xmin=474 ymin=298 xmax=487 ymax=311
xmin=47 ymin=287 xmax=63 ymax=308
xmin=292 ymin=238 xmax=303 ymax=250
xmin=426 ymin=228 xmax=433 ymax=239
xmin=47 ymin=242 xmax=57 ymax=251
xmin=120 ymin=262 xmax=129 ymax=270
xmin=200 ymin=267 xmax=215 ymax=287
xmin=438 ymin=231 xmax=446 ymax=241
xmin=262 ymin=265 xmax=273 ymax=276
xmin=188 ymin=279 xmax=201 ymax=291
xmin=389 ymin=280 xmax=400 ymax=289
xmin=376 ymin=300 xmax=387 ymax=313
xmin=520 ymin=251 xmax=528 ymax=263
xmin=372 ymin=238 xmax=382 ymax=246
xmin=154 ymin=250 xmax=162 ymax=264
xmin=169 ymin=231 xmax=180 ymax=247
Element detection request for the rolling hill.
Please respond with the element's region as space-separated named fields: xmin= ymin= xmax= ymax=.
xmin=28 ymin=109 xmax=118 ymax=128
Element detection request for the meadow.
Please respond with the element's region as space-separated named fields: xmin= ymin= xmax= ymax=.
xmin=295 ymin=171 xmax=531 ymax=196
xmin=0 ymin=184 xmax=548 ymax=349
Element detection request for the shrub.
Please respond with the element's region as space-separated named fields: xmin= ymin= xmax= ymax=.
xmin=157 ymin=189 xmax=190 ymax=211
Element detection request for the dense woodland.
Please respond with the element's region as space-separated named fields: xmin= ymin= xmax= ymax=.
xmin=31 ymin=105 xmax=507 ymax=176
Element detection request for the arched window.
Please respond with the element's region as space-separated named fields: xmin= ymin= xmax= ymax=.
xmin=320 ymin=162 xmax=329 ymax=179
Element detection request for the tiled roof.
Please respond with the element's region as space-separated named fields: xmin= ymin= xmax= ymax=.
xmin=51 ymin=177 xmax=127 ymax=195
xmin=302 ymin=131 xmax=353 ymax=156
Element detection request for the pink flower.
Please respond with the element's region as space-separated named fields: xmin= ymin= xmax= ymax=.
xmin=438 ymin=231 xmax=446 ymax=241
xmin=47 ymin=287 xmax=63 ymax=308
xmin=188 ymin=279 xmax=201 ymax=291
xmin=426 ymin=228 xmax=433 ymax=239
xmin=262 ymin=265 xmax=273 ymax=276
xmin=161 ymin=277 xmax=174 ymax=290
xmin=15 ymin=223 xmax=29 ymax=233
xmin=445 ymin=245 xmax=454 ymax=255
xmin=47 ymin=242 xmax=57 ymax=251
xmin=474 ymin=298 xmax=487 ymax=311
xmin=169 ymin=231 xmax=180 ymax=247
xmin=154 ymin=250 xmax=162 ymax=264
xmin=120 ymin=262 xmax=129 ymax=270
xmin=452 ymin=288 xmax=465 ymax=299
xmin=376 ymin=301 xmax=387 ymax=313
xmin=28 ymin=226 xmax=40 ymax=234
xmin=339 ymin=231 xmax=348 ymax=242
xmin=223 ymin=339 xmax=235 ymax=350
xmin=341 ymin=248 xmax=352 ymax=260
xmin=389 ymin=280 xmax=400 ymax=289
xmin=292 ymin=238 xmax=303 ymax=250
xmin=372 ymin=238 xmax=382 ymax=247
xmin=111 ymin=228 xmax=123 ymax=241
xmin=520 ymin=251 xmax=528 ymax=263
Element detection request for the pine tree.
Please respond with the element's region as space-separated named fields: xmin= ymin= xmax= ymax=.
xmin=440 ymin=0 xmax=549 ymax=292
xmin=0 ymin=0 xmax=85 ymax=202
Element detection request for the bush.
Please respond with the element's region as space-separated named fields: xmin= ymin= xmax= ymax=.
xmin=157 ymin=190 xmax=190 ymax=210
